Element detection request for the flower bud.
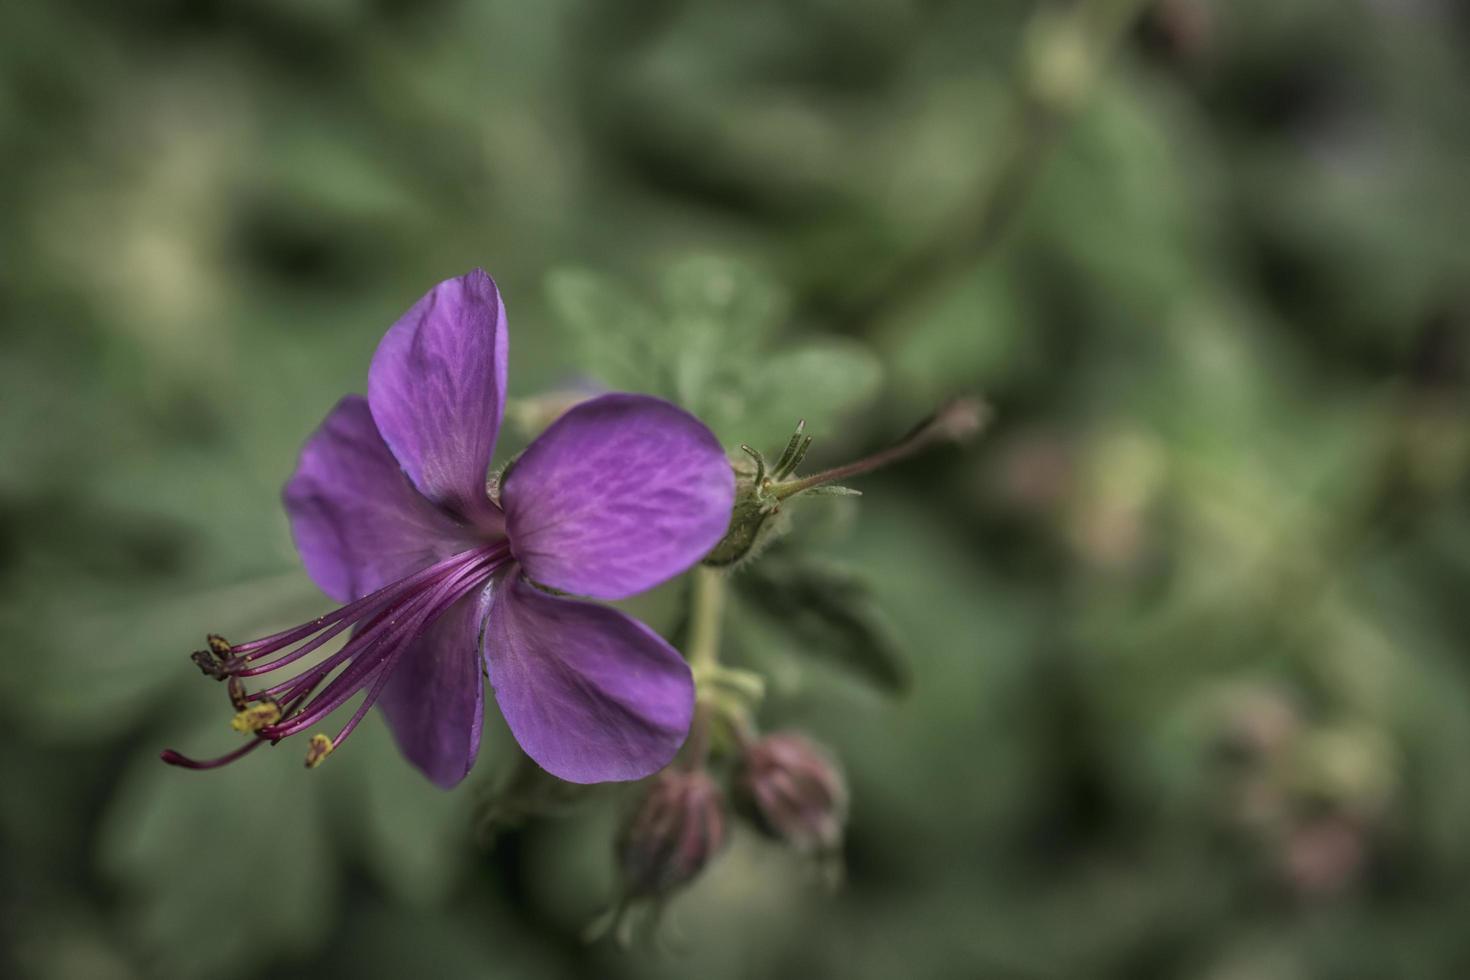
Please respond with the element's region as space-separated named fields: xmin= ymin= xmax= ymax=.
xmin=617 ymin=768 xmax=727 ymax=900
xmin=735 ymin=731 xmax=848 ymax=857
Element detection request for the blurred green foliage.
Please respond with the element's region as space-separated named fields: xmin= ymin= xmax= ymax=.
xmin=4 ymin=0 xmax=1470 ymax=978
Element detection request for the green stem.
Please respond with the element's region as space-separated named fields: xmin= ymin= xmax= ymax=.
xmin=679 ymin=566 xmax=729 ymax=768
xmin=688 ymin=565 xmax=727 ymax=675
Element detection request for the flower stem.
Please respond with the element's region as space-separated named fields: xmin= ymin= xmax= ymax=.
xmin=687 ymin=565 xmax=726 ymax=675
xmin=678 ymin=566 xmax=729 ymax=769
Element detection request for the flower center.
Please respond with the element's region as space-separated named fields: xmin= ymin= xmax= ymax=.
xmin=163 ymin=541 xmax=513 ymax=771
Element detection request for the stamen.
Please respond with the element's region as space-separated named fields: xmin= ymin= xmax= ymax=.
xmin=160 ymin=740 xmax=266 ymax=771
xmin=230 ymin=700 xmax=282 ymax=733
xmin=191 ymin=649 xmax=228 ymax=679
xmin=166 ymin=540 xmax=512 ymax=773
xmin=261 ymin=558 xmax=491 ymax=741
xmin=304 ymin=734 xmax=334 ymax=769
xmin=221 ymin=554 xmax=466 ymax=661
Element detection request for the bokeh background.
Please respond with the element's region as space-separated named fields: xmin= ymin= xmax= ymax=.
xmin=5 ymin=0 xmax=1470 ymax=977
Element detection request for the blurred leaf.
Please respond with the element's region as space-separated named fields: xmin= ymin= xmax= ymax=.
xmin=879 ymin=255 xmax=1035 ymax=399
xmin=99 ymin=716 xmax=334 ymax=980
xmin=718 ymin=339 xmax=884 ymax=448
xmin=663 ymin=257 xmax=789 ymax=419
xmin=476 ymin=749 xmax=596 ymax=847
xmin=332 ymin=903 xmax=559 ymax=980
xmin=733 ymin=549 xmax=910 ymax=695
xmin=548 ymin=258 xmax=881 ymax=450
xmin=660 ymin=255 xmax=788 ymax=360
xmin=544 ymin=268 xmax=664 ymax=392
xmin=547 ymin=255 xmax=789 ymax=402
xmin=1028 ymin=77 xmax=1208 ymax=312
xmin=334 ymin=716 xmax=473 ymax=906
xmin=4 ymin=573 xmax=321 ymax=739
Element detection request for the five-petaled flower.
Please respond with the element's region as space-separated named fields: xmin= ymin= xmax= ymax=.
xmin=163 ymin=270 xmax=735 ymax=787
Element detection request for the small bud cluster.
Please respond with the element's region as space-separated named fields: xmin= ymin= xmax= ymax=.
xmin=591 ymin=399 xmax=983 ymax=944
xmin=600 ymin=725 xmax=848 ymax=944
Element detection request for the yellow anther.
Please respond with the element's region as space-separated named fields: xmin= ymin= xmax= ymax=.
xmin=230 ymin=700 xmax=282 ymax=733
xmin=206 ymin=634 xmax=232 ymax=657
xmin=304 ymin=733 xmax=335 ymax=769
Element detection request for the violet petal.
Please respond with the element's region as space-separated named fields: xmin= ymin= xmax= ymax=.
xmin=283 ymin=395 xmax=483 ymax=603
xmin=377 ymin=582 xmax=491 ymax=789
xmin=484 ymin=574 xmax=695 ymax=783
xmin=367 ymin=269 xmax=508 ymax=530
xmin=501 ymin=393 xmax=734 ymax=600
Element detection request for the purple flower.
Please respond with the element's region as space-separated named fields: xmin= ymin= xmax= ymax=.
xmin=164 ymin=270 xmax=735 ymax=787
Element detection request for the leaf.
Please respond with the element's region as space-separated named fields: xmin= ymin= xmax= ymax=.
xmin=334 ymin=904 xmax=556 ymax=980
xmin=659 ymin=254 xmax=788 ymax=360
xmin=544 ymin=267 xmax=665 ymax=392
xmin=661 ymin=256 xmax=789 ymax=416
xmin=332 ymin=714 xmax=473 ymax=906
xmin=546 ymin=260 xmax=878 ymax=453
xmin=99 ymin=714 xmax=334 ymax=979
xmin=733 ymin=549 xmax=910 ymax=695
xmin=6 ymin=572 xmax=322 ymax=740
xmin=475 ymin=749 xmax=596 ymax=846
xmin=731 ymin=339 xmax=884 ymax=447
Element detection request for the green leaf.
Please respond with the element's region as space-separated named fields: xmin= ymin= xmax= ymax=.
xmin=544 ymin=267 xmax=665 ymax=392
xmin=6 ymin=572 xmax=321 ymax=739
xmin=546 ymin=260 xmax=879 ymax=454
xmin=333 ymin=715 xmax=473 ymax=906
xmin=99 ymin=715 xmax=334 ymax=979
xmin=659 ymin=255 xmax=788 ymax=360
xmin=476 ymin=749 xmax=595 ymax=846
xmin=733 ymin=550 xmax=910 ymax=695
xmin=661 ymin=256 xmax=789 ymax=416
xmin=735 ymin=339 xmax=883 ymax=446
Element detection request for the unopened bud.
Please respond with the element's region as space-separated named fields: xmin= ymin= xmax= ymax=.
xmin=617 ymin=768 xmax=726 ymax=899
xmin=735 ymin=731 xmax=848 ymax=857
